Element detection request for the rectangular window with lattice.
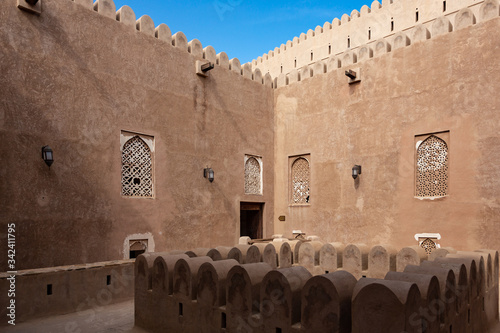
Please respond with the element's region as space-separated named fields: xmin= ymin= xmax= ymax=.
xmin=120 ymin=131 xmax=154 ymax=198
xmin=289 ymin=154 xmax=311 ymax=205
xmin=414 ymin=131 xmax=449 ymax=198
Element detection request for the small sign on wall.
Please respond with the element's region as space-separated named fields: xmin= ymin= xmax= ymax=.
xmin=278 ymin=215 xmax=286 ymax=221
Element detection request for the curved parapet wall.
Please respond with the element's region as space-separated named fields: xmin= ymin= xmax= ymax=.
xmin=128 ymin=245 xmax=498 ymax=332
xmin=249 ymin=0 xmax=498 ymax=81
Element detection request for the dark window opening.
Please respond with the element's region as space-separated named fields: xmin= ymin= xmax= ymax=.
xmin=416 ymin=10 xmax=419 ymax=22
xmin=347 ymin=37 xmax=351 ymax=48
xmin=106 ymin=275 xmax=111 ymax=285
xmin=443 ymin=1 xmax=447 ymax=12
xmin=280 ymin=65 xmax=283 ymax=73
xmin=422 ymin=319 xmax=427 ymax=333
xmin=328 ymin=45 xmax=331 ymax=54
xmin=391 ymin=19 xmax=394 ymax=31
xmin=276 ymin=328 xmax=282 ymax=333
xmin=179 ymin=303 xmax=183 ymax=316
xmin=47 ymin=284 xmax=53 ymax=295
xmin=310 ymin=52 xmax=313 ymax=61
xmin=368 ymin=28 xmax=371 ymax=40
xmin=129 ymin=240 xmax=147 ymax=259
xmin=221 ymin=313 xmax=227 ymax=328
xmin=130 ymin=250 xmax=145 ymax=259
xmin=294 ymin=59 xmax=297 ymax=68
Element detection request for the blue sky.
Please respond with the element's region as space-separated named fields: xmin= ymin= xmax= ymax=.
xmin=113 ymin=1 xmax=372 ymax=64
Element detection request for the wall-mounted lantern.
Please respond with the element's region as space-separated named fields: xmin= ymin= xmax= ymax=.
xmin=345 ymin=69 xmax=357 ymax=80
xmin=196 ymin=61 xmax=214 ymax=77
xmin=18 ymin=0 xmax=42 ymax=15
xmin=352 ymin=165 xmax=362 ymax=179
xmin=346 ymin=68 xmax=361 ymax=84
xmin=204 ymin=167 xmax=214 ymax=183
xmin=42 ymin=146 xmax=54 ymax=167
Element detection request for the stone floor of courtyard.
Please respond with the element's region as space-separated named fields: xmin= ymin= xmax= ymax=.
xmin=2 ymin=299 xmax=146 ymax=333
xmin=2 ymin=296 xmax=500 ymax=333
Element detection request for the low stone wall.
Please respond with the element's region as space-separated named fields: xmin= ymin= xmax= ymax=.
xmin=0 ymin=260 xmax=134 ymax=325
xmin=135 ymin=242 xmax=499 ymax=332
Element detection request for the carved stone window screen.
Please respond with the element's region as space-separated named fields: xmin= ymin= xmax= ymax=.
xmin=416 ymin=135 xmax=448 ymax=197
xmin=415 ymin=233 xmax=441 ymax=255
xmin=420 ymin=238 xmax=437 ymax=254
xmin=121 ymin=136 xmax=153 ymax=197
xmin=245 ymin=156 xmax=262 ymax=195
xmin=291 ymin=157 xmax=310 ymax=204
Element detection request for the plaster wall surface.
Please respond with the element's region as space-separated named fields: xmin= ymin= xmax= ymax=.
xmin=1 ymin=0 xmax=499 ymax=272
xmin=0 ymin=0 xmax=274 ymax=270
xmin=273 ymin=17 xmax=500 ymax=251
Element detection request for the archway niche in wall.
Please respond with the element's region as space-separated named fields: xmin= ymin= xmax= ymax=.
xmin=123 ymin=233 xmax=155 ymax=259
xmin=244 ymin=155 xmax=263 ymax=195
xmin=415 ymin=233 xmax=442 ymax=255
xmin=129 ymin=239 xmax=148 ymax=259
xmin=415 ymin=132 xmax=449 ymax=199
xmin=120 ymin=131 xmax=155 ymax=198
xmin=290 ymin=155 xmax=311 ymax=205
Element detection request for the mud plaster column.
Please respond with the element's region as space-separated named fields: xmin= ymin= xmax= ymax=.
xmin=385 ymin=271 xmax=441 ymax=333
xmin=197 ymin=259 xmax=239 ymax=333
xmin=173 ymin=256 xmax=213 ymax=333
xmin=273 ymin=241 xmax=292 ymax=268
xmin=451 ymin=252 xmax=488 ymax=331
xmin=301 ymin=270 xmax=356 ymax=333
xmin=151 ymin=254 xmax=189 ymax=332
xmin=226 ymin=263 xmax=273 ymax=332
xmin=319 ymin=242 xmax=343 ymax=274
xmin=478 ymin=249 xmax=499 ymax=323
xmin=404 ymin=264 xmax=457 ymax=331
xmin=260 ymin=266 xmax=312 ymax=332
xmin=232 ymin=244 xmax=261 ymax=264
xmin=420 ymin=260 xmax=469 ymax=331
xmin=396 ymin=246 xmax=427 ymax=272
xmin=134 ymin=253 xmax=159 ymax=331
xmin=215 ymin=246 xmax=233 ymax=260
xmin=352 ymin=278 xmax=422 ymax=333
xmin=368 ymin=245 xmax=397 ymax=279
xmin=254 ymin=243 xmax=278 ymax=269
xmin=343 ymin=244 xmax=369 ymax=279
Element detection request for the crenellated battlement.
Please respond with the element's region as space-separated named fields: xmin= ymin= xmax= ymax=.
xmin=67 ymin=0 xmax=499 ymax=89
xmin=249 ymin=0 xmax=500 ymax=81
xmin=69 ymin=0 xmax=273 ymax=87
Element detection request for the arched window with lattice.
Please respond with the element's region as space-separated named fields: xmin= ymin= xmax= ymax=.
xmin=415 ymin=233 xmax=441 ymax=255
xmin=121 ymin=135 xmax=153 ymax=197
xmin=291 ymin=156 xmax=310 ymax=204
xmin=416 ymin=135 xmax=448 ymax=197
xmin=245 ymin=156 xmax=262 ymax=195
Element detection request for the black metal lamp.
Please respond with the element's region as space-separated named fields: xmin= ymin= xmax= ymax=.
xmin=201 ymin=62 xmax=214 ymax=73
xmin=42 ymin=146 xmax=54 ymax=167
xmin=352 ymin=165 xmax=361 ymax=179
xmin=345 ymin=69 xmax=357 ymax=80
xmin=204 ymin=168 xmax=214 ymax=183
